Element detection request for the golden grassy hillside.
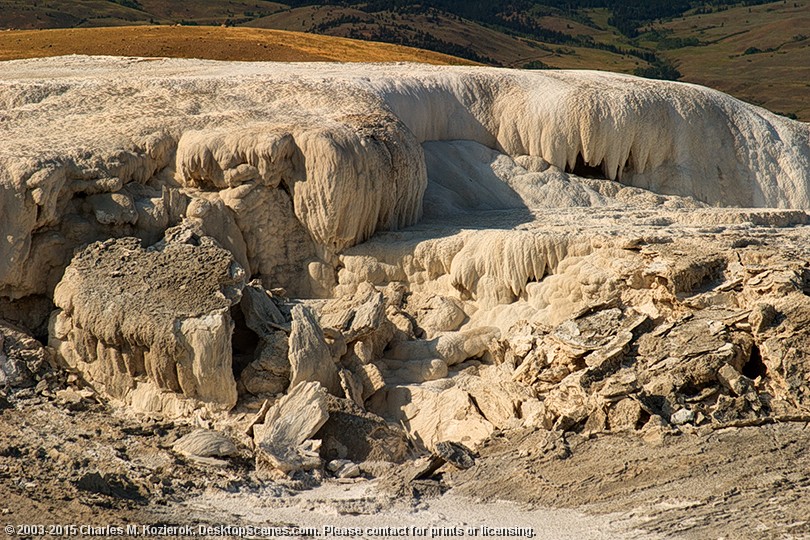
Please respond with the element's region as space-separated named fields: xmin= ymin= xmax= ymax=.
xmin=657 ymin=1 xmax=810 ymax=120
xmin=0 ymin=25 xmax=473 ymax=64
xmin=244 ymin=5 xmax=643 ymax=72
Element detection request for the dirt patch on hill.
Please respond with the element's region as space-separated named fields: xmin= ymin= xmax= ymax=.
xmin=449 ymin=422 xmax=810 ymax=539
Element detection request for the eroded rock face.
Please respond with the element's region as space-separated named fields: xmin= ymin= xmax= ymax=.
xmin=2 ymin=59 xmax=809 ymax=307
xmin=49 ymin=233 xmax=244 ymax=415
xmin=0 ymin=320 xmax=53 ymax=389
xmin=2 ymin=59 xmax=810 ymax=469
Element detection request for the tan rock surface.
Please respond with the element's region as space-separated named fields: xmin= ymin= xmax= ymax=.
xmin=288 ymin=304 xmax=342 ymax=396
xmin=49 ymin=234 xmax=243 ymax=414
xmin=253 ymin=381 xmax=330 ymax=474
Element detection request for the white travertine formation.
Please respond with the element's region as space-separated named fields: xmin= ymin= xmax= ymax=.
xmin=3 ymin=57 xmax=810 ymax=436
xmin=2 ymin=57 xmax=809 ymax=302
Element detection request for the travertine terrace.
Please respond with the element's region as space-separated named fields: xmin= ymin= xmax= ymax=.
xmin=2 ymin=58 xmax=810 ymax=529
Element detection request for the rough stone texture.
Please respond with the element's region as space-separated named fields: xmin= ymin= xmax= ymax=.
xmin=433 ymin=441 xmax=475 ymax=470
xmin=484 ymin=244 xmax=810 ymax=434
xmin=288 ymin=304 xmax=341 ymax=396
xmin=49 ymin=234 xmax=244 ymax=415
xmin=380 ymin=327 xmax=500 ymax=385
xmin=2 ymin=57 xmax=810 ymax=539
xmin=320 ymin=283 xmax=396 ymax=376
xmin=320 ymin=282 xmax=387 ymax=342
xmin=0 ymin=320 xmax=53 ymax=388
xmin=2 ymin=58 xmax=809 ymax=306
xmin=315 ymin=394 xmax=408 ymax=464
xmin=453 ymin=365 xmax=535 ymax=430
xmin=236 ymin=280 xmax=291 ymax=397
xmin=253 ymin=381 xmax=330 ymax=474
xmin=369 ymin=380 xmax=495 ymax=451
xmin=1 ymin=58 xmax=810 ymax=453
xmin=173 ymin=429 xmax=238 ymax=458
xmin=408 ymin=292 xmax=467 ymax=338
xmin=239 ymin=330 xmax=290 ymax=397
xmin=240 ymin=280 xmax=287 ymax=336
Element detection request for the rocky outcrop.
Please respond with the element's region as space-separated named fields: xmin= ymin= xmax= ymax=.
xmin=2 ymin=59 xmax=810 ymax=489
xmin=236 ymin=280 xmax=290 ymax=397
xmin=489 ymin=242 xmax=810 ymax=435
xmin=49 ymin=233 xmax=244 ymax=415
xmin=0 ymin=320 xmax=54 ymax=389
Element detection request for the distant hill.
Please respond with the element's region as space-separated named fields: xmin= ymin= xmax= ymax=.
xmin=0 ymin=0 xmax=807 ymax=120
xmin=0 ymin=26 xmax=469 ymax=64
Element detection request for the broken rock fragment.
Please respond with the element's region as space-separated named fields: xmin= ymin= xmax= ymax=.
xmin=288 ymin=304 xmax=342 ymax=396
xmin=253 ymin=381 xmax=330 ymax=474
xmin=0 ymin=320 xmax=53 ymax=389
xmin=50 ymin=235 xmax=244 ymax=416
xmin=173 ymin=429 xmax=238 ymax=459
xmin=320 ymin=282 xmax=386 ymax=340
xmin=434 ymin=441 xmax=475 ymax=470
xmin=328 ymin=460 xmax=361 ymax=479
xmin=240 ymin=280 xmax=287 ymax=336
xmin=408 ymin=292 xmax=467 ymax=338
xmin=607 ymin=398 xmax=645 ymax=431
xmin=670 ymin=408 xmax=695 ymax=426
xmin=407 ymin=440 xmax=475 ymax=482
xmin=369 ymin=381 xmax=495 ymax=451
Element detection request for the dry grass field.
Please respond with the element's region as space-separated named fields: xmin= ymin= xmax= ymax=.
xmin=658 ymin=1 xmax=810 ymax=120
xmin=0 ymin=25 xmax=471 ymax=64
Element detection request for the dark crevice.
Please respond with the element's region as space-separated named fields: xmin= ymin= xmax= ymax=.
xmin=230 ymin=305 xmax=259 ymax=379
xmin=467 ymin=393 xmax=489 ymax=424
xmin=278 ymin=175 xmax=294 ymax=202
xmin=743 ymin=344 xmax=767 ymax=380
xmin=565 ymin=152 xmax=608 ymax=180
xmin=635 ymin=409 xmax=651 ymax=430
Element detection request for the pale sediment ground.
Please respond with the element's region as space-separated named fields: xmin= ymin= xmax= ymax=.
xmin=177 ymin=482 xmax=662 ymax=540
